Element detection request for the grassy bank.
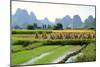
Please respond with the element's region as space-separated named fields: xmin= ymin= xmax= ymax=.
xmin=75 ymin=43 xmax=96 ymax=62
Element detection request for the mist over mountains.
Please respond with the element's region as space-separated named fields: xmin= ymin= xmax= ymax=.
xmin=12 ymin=8 xmax=95 ymax=29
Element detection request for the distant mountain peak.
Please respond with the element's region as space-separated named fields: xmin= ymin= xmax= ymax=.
xmin=73 ymin=15 xmax=81 ymax=18
xmin=73 ymin=15 xmax=83 ymax=28
xmin=88 ymin=15 xmax=94 ymax=18
xmin=44 ymin=17 xmax=49 ymax=21
xmin=12 ymin=8 xmax=95 ymax=29
xmin=65 ymin=15 xmax=70 ymax=17
xmin=62 ymin=15 xmax=71 ymax=20
xmin=30 ymin=12 xmax=35 ymax=16
xmin=84 ymin=15 xmax=94 ymax=23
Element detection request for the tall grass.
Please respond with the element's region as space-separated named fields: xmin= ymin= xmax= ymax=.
xmin=75 ymin=43 xmax=96 ymax=62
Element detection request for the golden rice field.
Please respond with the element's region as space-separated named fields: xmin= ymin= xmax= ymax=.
xmin=12 ymin=29 xmax=95 ymax=41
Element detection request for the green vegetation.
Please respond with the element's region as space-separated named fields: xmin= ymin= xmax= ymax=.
xmin=53 ymin=23 xmax=63 ymax=30
xmin=12 ymin=42 xmax=43 ymax=53
xmin=11 ymin=29 xmax=96 ymax=65
xmin=12 ymin=29 xmax=95 ymax=34
xmin=12 ymin=45 xmax=23 ymax=53
xmin=12 ymin=39 xmax=95 ymax=53
xmin=75 ymin=43 xmax=96 ymax=62
xmin=34 ymin=45 xmax=81 ymax=64
xmin=12 ymin=45 xmax=60 ymax=65
xmin=43 ymin=39 xmax=95 ymax=46
xmin=12 ymin=29 xmax=52 ymax=34
xmin=27 ymin=25 xmax=35 ymax=30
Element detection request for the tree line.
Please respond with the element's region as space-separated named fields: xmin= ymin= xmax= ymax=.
xmin=27 ymin=23 xmax=63 ymax=30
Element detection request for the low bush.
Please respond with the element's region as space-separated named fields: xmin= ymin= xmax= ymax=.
xmin=12 ymin=41 xmax=43 ymax=53
xmin=12 ymin=40 xmax=31 ymax=46
xmin=43 ymin=39 xmax=95 ymax=46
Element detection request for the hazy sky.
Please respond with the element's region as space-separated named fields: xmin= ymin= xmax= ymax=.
xmin=12 ymin=1 xmax=95 ymax=22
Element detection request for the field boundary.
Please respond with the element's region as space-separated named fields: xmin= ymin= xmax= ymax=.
xmin=58 ymin=45 xmax=87 ymax=63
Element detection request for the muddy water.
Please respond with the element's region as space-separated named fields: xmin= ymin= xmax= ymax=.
xmin=57 ymin=45 xmax=86 ymax=63
xmin=51 ymin=51 xmax=75 ymax=63
xmin=65 ymin=53 xmax=82 ymax=63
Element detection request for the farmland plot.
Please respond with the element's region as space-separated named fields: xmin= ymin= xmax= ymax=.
xmin=11 ymin=29 xmax=96 ymax=66
xmin=12 ymin=29 xmax=95 ymax=40
xmin=12 ymin=45 xmax=60 ymax=65
xmin=11 ymin=1 xmax=96 ymax=66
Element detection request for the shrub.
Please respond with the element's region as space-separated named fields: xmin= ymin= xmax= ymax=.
xmin=12 ymin=40 xmax=39 ymax=47
xmin=43 ymin=39 xmax=95 ymax=46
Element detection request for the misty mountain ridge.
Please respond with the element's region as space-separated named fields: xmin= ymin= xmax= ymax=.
xmin=12 ymin=8 xmax=95 ymax=29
